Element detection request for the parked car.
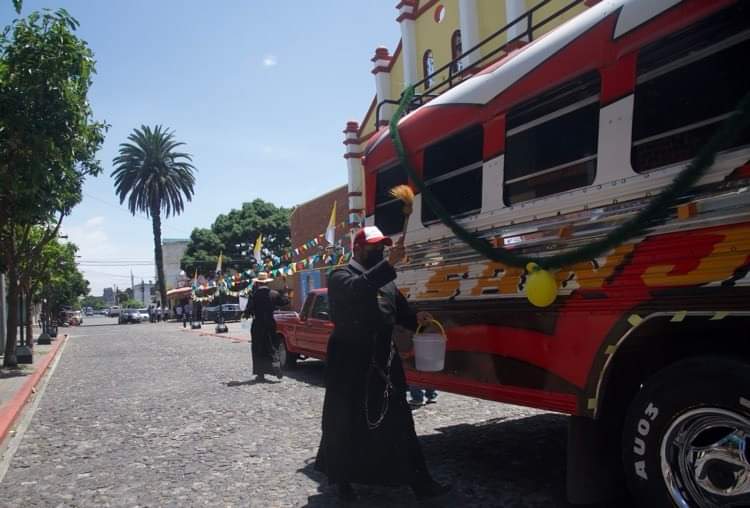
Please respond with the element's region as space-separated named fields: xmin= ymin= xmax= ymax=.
xmin=118 ymin=309 xmax=142 ymax=324
xmin=59 ymin=310 xmax=83 ymax=326
xmin=108 ymin=306 xmax=121 ymax=318
xmin=202 ymin=304 xmax=243 ymax=323
xmin=137 ymin=309 xmax=150 ymax=321
xmin=275 ymin=289 xmax=332 ymax=369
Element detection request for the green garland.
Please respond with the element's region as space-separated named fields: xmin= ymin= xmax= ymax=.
xmin=389 ymin=86 xmax=750 ymax=270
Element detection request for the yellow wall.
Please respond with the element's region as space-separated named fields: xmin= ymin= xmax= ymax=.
xmin=413 ymin=0 xmax=460 ymax=89
xmin=477 ymin=1 xmax=509 ymax=61
xmin=359 ymin=97 xmax=377 ymax=141
xmin=527 ymin=0 xmax=588 ymax=39
xmin=389 ymin=48 xmax=406 ymax=99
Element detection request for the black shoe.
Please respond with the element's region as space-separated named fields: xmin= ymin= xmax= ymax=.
xmin=412 ymin=479 xmax=452 ymax=501
xmin=336 ymin=481 xmax=358 ymax=502
xmin=255 ymin=375 xmax=265 ymax=382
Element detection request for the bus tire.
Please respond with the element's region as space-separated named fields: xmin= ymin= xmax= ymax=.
xmin=622 ymin=356 xmax=750 ymax=507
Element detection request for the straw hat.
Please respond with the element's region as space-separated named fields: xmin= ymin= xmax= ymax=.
xmin=252 ymin=271 xmax=274 ymax=284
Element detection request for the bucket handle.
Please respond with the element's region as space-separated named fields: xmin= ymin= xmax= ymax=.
xmin=415 ymin=319 xmax=446 ymax=337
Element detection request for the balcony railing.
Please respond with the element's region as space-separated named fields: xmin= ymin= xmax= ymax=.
xmin=376 ymin=0 xmax=587 ymax=126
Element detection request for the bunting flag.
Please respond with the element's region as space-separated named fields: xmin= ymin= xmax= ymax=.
xmin=215 ymin=252 xmax=223 ymax=274
xmin=325 ymin=202 xmax=337 ymax=245
xmin=253 ymin=235 xmax=263 ymax=264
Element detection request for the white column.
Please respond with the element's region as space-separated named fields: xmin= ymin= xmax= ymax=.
xmin=371 ymin=47 xmax=393 ymax=126
xmin=458 ymin=0 xmax=480 ymax=67
xmin=343 ymin=121 xmax=365 ymax=233
xmin=396 ymin=0 xmax=418 ymax=87
xmin=506 ymin=0 xmax=529 ymax=42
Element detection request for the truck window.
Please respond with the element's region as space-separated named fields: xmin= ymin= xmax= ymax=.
xmin=300 ymin=293 xmax=314 ymax=319
xmin=421 ymin=124 xmax=483 ymax=224
xmin=374 ymin=164 xmax=408 ymax=235
xmin=631 ymin=4 xmax=750 ymax=173
xmin=311 ymin=293 xmax=329 ymax=320
xmin=504 ymin=71 xmax=600 ymax=205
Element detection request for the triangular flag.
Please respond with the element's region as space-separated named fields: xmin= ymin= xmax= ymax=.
xmin=215 ymin=252 xmax=223 ymax=274
xmin=253 ymin=235 xmax=263 ymax=264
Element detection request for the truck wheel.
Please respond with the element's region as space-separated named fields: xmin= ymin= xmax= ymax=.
xmin=278 ymin=338 xmax=298 ymax=369
xmin=622 ymin=356 xmax=750 ymax=507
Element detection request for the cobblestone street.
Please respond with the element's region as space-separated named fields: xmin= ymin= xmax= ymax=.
xmin=0 ymin=318 xmax=573 ymax=507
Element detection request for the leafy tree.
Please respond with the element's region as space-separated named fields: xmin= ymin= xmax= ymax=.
xmin=111 ymin=125 xmax=197 ymax=311
xmin=80 ymin=295 xmax=106 ymax=310
xmin=181 ymin=199 xmax=291 ymax=275
xmin=35 ymin=240 xmax=89 ymax=318
xmin=0 ymin=9 xmax=106 ymax=366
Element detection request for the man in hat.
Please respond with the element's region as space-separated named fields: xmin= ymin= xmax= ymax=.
xmin=315 ymin=226 xmax=450 ymax=502
xmin=243 ymin=271 xmax=289 ymax=382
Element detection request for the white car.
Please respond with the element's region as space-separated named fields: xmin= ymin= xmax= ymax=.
xmin=138 ymin=309 xmax=150 ymax=321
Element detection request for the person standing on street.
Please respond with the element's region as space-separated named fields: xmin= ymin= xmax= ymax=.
xmin=314 ymin=226 xmax=451 ymax=502
xmin=183 ymin=302 xmax=191 ymax=328
xmin=243 ymin=272 xmax=289 ymax=382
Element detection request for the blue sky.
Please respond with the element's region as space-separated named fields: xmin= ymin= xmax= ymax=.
xmin=1 ymin=1 xmax=401 ymax=294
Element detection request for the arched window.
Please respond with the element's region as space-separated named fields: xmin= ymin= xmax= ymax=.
xmin=423 ymin=50 xmax=435 ymax=89
xmin=450 ymin=30 xmax=463 ymax=76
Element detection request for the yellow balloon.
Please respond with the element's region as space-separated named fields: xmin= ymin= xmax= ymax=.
xmin=526 ymin=265 xmax=558 ymax=308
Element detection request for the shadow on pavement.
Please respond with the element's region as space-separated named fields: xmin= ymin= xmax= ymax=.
xmin=282 ymin=360 xmax=326 ymax=388
xmin=299 ymin=413 xmax=630 ymax=507
xmin=0 ymin=369 xmax=30 ymax=379
xmin=223 ymin=378 xmax=282 ymax=387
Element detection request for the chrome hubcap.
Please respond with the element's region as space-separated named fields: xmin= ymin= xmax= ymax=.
xmin=661 ymin=408 xmax=750 ymax=507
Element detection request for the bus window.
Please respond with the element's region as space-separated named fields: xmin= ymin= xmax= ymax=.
xmin=421 ymin=124 xmax=484 ymax=224
xmin=374 ymin=164 xmax=408 ymax=235
xmin=504 ymin=71 xmax=600 ymax=205
xmin=632 ymin=3 xmax=750 ymax=173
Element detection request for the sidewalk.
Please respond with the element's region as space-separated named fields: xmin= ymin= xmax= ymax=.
xmin=0 ymin=329 xmax=69 ymax=442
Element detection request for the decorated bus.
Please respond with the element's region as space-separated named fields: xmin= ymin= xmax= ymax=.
xmin=355 ymin=0 xmax=750 ymax=506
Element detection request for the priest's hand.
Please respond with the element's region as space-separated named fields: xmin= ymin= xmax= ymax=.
xmin=416 ymin=311 xmax=434 ymax=327
xmin=387 ymin=236 xmax=406 ymax=266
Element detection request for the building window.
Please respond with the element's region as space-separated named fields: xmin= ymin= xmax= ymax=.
xmin=504 ymin=71 xmax=600 ymax=205
xmin=450 ymin=30 xmax=463 ymax=76
xmin=374 ymin=164 xmax=408 ymax=236
xmin=422 ymin=124 xmax=484 ymax=224
xmin=423 ymin=50 xmax=435 ymax=89
xmin=631 ymin=3 xmax=750 ymax=173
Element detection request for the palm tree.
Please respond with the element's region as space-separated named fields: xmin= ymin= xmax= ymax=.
xmin=112 ymin=125 xmax=197 ymax=311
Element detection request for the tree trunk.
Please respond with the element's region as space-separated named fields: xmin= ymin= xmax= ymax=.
xmin=24 ymin=285 xmax=33 ymax=345
xmin=4 ymin=268 xmax=19 ymax=367
xmin=151 ymin=208 xmax=168 ymax=315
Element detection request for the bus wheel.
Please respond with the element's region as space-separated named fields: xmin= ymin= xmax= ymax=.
xmin=622 ymin=357 xmax=750 ymax=507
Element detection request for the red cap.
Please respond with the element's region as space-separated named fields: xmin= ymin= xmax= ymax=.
xmin=353 ymin=226 xmax=393 ymax=248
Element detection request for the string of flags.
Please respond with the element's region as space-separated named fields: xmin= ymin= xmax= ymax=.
xmin=191 ymin=204 xmax=354 ymax=302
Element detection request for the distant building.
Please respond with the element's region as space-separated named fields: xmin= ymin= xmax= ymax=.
xmin=162 ymin=239 xmax=190 ymax=290
xmin=102 ymin=287 xmax=115 ymax=305
xmin=133 ymin=281 xmax=156 ymax=307
xmin=288 ymin=186 xmax=349 ymax=310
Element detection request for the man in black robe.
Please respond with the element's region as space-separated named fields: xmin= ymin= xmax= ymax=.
xmin=315 ymin=226 xmax=450 ymax=502
xmin=244 ymin=272 xmax=289 ymax=382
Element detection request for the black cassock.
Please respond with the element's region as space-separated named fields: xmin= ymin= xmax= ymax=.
xmin=315 ymin=260 xmax=428 ymax=485
xmin=245 ymin=285 xmax=289 ymax=376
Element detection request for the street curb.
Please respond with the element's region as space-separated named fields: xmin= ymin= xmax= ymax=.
xmin=0 ymin=334 xmax=69 ymax=443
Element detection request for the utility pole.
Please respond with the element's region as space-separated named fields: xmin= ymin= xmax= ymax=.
xmin=130 ymin=269 xmax=134 ymax=296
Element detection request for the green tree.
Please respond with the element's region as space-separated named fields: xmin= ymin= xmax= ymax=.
xmin=111 ymin=125 xmax=197 ymax=311
xmin=36 ymin=240 xmax=89 ymax=315
xmin=181 ymin=199 xmax=291 ymax=275
xmin=80 ymin=295 xmax=106 ymax=310
xmin=0 ymin=9 xmax=106 ymax=366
